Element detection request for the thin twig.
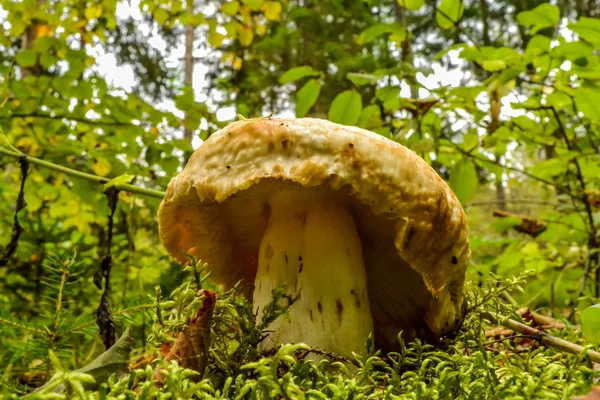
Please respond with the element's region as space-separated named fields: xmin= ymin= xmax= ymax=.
xmin=580 ymin=256 xmax=592 ymax=297
xmin=484 ymin=334 xmax=542 ymax=346
xmin=464 ymin=199 xmax=566 ymax=208
xmin=549 ymin=107 xmax=597 ymax=240
xmin=0 ymin=147 xmax=165 ymax=199
xmin=448 ymin=142 xmax=582 ymax=201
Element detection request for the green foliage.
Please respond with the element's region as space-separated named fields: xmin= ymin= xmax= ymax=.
xmin=581 ymin=305 xmax=600 ymax=344
xmin=449 ymin=159 xmax=478 ymax=203
xmin=9 ymin=270 xmax=600 ymax=398
xmin=436 ymin=0 xmax=465 ymax=30
xmin=516 ymin=4 xmax=560 ymax=34
xmin=295 ymin=79 xmax=322 ymax=118
xmin=328 ymin=91 xmax=363 ymax=126
xmin=279 ymin=66 xmax=321 ymax=85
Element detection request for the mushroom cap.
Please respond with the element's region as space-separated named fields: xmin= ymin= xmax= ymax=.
xmin=158 ymin=117 xmax=470 ymax=345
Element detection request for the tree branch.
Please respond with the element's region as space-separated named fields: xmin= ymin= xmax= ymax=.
xmin=549 ymin=107 xmax=597 ymax=241
xmin=0 ymin=112 xmax=142 ymax=127
xmin=0 ymin=147 xmax=165 ymax=199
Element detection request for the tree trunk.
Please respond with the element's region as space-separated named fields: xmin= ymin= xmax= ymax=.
xmin=183 ymin=5 xmax=195 ymax=142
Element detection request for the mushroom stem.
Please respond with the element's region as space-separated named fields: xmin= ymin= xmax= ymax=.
xmin=253 ymin=191 xmax=373 ymax=356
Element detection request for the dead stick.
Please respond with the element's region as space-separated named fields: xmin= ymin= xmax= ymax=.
xmin=489 ymin=312 xmax=600 ymax=363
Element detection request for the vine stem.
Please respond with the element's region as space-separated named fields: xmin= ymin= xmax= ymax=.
xmin=0 ymin=147 xmax=165 ymax=199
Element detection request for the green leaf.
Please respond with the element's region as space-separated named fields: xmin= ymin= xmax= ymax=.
xmin=222 ymin=1 xmax=240 ymax=16
xmin=575 ymin=86 xmax=600 ymax=121
xmin=279 ymin=66 xmax=320 ymax=84
xmin=103 ymin=174 xmax=135 ymax=190
xmin=16 ymin=50 xmax=37 ymax=67
xmin=398 ymin=0 xmax=425 ymax=11
xmin=328 ymin=91 xmax=362 ymax=126
xmin=357 ymin=105 xmax=381 ymax=129
xmin=492 ymin=216 xmax=522 ymax=233
xmin=546 ymin=91 xmax=572 ymax=109
xmin=449 ymin=159 xmax=477 ymax=203
xmin=153 ymin=8 xmax=170 ymax=25
xmin=436 ymin=0 xmax=464 ymax=30
xmin=93 ymin=157 xmax=112 ymax=177
xmin=346 ymin=73 xmax=378 ymax=87
xmin=295 ymin=79 xmax=321 ymax=117
xmin=358 ymin=24 xmax=405 ymax=45
xmin=532 ymin=158 xmax=567 ymax=179
xmin=434 ymin=43 xmax=467 ymax=61
xmin=582 ymin=305 xmax=600 ymax=343
xmin=569 ymin=17 xmax=600 ymax=47
xmin=463 ymin=131 xmax=478 ymax=150
xmin=481 ymin=60 xmax=506 ymax=71
xmin=516 ymin=4 xmax=559 ymax=34
xmin=246 ymin=0 xmax=263 ymax=11
xmin=162 ymin=156 xmax=180 ymax=175
xmin=34 ymin=330 xmax=133 ymax=394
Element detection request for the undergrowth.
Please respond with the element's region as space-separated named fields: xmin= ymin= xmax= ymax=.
xmin=4 ymin=261 xmax=599 ymax=399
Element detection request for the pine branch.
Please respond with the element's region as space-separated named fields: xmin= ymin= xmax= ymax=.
xmin=56 ymin=304 xmax=153 ymax=339
xmin=0 ymin=315 xmax=46 ymax=335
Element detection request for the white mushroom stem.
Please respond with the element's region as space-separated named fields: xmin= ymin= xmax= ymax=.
xmin=253 ymin=190 xmax=373 ymax=356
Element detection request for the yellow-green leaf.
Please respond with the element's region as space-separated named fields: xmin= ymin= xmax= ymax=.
xmin=208 ymin=29 xmax=226 ymax=47
xmin=347 ymin=73 xmax=378 ymax=87
xmin=245 ymin=0 xmax=263 ymax=11
xmin=238 ymin=24 xmax=254 ymax=47
xmin=449 ymin=159 xmax=477 ymax=203
xmin=516 ymin=4 xmax=559 ymax=34
xmin=436 ymin=0 xmax=464 ymax=30
xmin=581 ymin=305 xmax=600 ymax=343
xmin=358 ymin=23 xmax=405 ymax=45
xmin=103 ymin=174 xmax=135 ymax=190
xmin=575 ymin=86 xmax=600 ymax=121
xmin=263 ymin=1 xmax=282 ymax=20
xmin=16 ymin=50 xmax=37 ymax=67
xmin=93 ymin=158 xmax=112 ymax=177
xmin=569 ymin=17 xmax=600 ymax=48
xmin=84 ymin=5 xmax=102 ymax=20
xmin=222 ymin=1 xmax=240 ymax=16
xmin=153 ymin=8 xmax=170 ymax=25
xmin=398 ymin=0 xmax=425 ymax=11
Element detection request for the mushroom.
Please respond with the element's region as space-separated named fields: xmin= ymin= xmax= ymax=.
xmin=158 ymin=118 xmax=470 ymax=356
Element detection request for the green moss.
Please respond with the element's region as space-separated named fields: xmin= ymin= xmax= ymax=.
xmin=9 ymin=265 xmax=600 ymax=399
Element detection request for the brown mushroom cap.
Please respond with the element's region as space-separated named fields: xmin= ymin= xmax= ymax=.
xmin=158 ymin=117 xmax=470 ymax=348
